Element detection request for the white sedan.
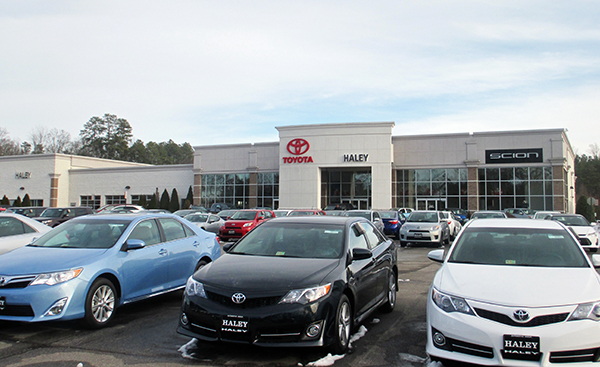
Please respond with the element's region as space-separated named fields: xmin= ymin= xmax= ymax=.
xmin=0 ymin=212 xmax=51 ymax=255
xmin=427 ymin=218 xmax=600 ymax=366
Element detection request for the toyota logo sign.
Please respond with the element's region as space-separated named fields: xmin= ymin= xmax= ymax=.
xmin=287 ymin=139 xmax=310 ymax=155
xmin=231 ymin=293 xmax=246 ymax=304
xmin=513 ymin=309 xmax=530 ymax=322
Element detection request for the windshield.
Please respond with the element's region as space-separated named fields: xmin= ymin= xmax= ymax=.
xmin=343 ymin=211 xmax=370 ymax=220
xmin=185 ymin=214 xmax=208 ymax=223
xmin=407 ymin=212 xmax=438 ymax=223
xmin=30 ymin=218 xmax=131 ymax=249
xmin=379 ymin=211 xmax=397 ymax=219
xmin=551 ymin=216 xmax=590 ymax=227
xmin=449 ymin=227 xmax=588 ymax=267
xmin=230 ymin=222 xmax=344 ymax=259
xmin=472 ymin=212 xmax=505 ymax=219
xmin=230 ymin=211 xmax=258 ymax=220
xmin=40 ymin=208 xmax=65 ymax=218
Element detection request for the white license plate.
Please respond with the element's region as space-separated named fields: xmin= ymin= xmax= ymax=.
xmin=228 ymin=230 xmax=235 ymax=234
xmin=222 ymin=316 xmax=249 ymax=334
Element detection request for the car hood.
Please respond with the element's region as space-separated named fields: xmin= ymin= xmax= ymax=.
xmin=196 ymin=254 xmax=341 ymax=291
xmin=568 ymin=226 xmax=595 ymax=235
xmin=403 ymin=222 xmax=439 ymax=230
xmin=0 ymin=246 xmax=109 ymax=275
xmin=223 ymin=220 xmax=253 ymax=226
xmin=434 ymin=263 xmax=600 ymax=307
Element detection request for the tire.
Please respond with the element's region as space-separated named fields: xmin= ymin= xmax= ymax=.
xmin=331 ymin=294 xmax=352 ymax=355
xmin=380 ymin=271 xmax=397 ymax=313
xmin=194 ymin=259 xmax=209 ymax=272
xmin=84 ymin=278 xmax=116 ymax=329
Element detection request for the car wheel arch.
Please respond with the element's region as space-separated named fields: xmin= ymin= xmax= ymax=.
xmin=90 ymin=273 xmax=122 ymax=302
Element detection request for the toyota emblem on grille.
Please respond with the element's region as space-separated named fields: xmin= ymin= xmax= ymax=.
xmin=513 ymin=309 xmax=530 ymax=322
xmin=232 ymin=293 xmax=246 ymax=304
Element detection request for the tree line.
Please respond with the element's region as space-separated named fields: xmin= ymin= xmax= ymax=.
xmin=0 ymin=113 xmax=193 ymax=164
xmin=575 ymin=146 xmax=600 ymax=222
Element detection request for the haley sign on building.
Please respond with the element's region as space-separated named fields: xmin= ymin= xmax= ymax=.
xmin=283 ymin=138 xmax=314 ymax=164
xmin=485 ymin=148 xmax=543 ymax=164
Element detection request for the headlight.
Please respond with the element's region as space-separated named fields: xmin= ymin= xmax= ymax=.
xmin=280 ymin=284 xmax=331 ymax=304
xmin=185 ymin=276 xmax=206 ymax=298
xmin=431 ymin=288 xmax=474 ymax=315
xmin=569 ymin=302 xmax=600 ymax=321
xmin=243 ymin=222 xmax=253 ymax=228
xmin=431 ymin=225 xmax=440 ymax=232
xmin=30 ymin=268 xmax=83 ymax=286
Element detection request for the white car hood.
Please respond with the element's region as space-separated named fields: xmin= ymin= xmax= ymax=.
xmin=569 ymin=225 xmax=594 ymax=236
xmin=435 ymin=263 xmax=600 ymax=307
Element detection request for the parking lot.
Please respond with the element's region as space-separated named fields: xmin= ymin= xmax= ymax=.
xmin=0 ymin=243 xmax=442 ymax=367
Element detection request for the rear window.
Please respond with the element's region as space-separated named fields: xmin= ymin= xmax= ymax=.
xmin=449 ymin=227 xmax=588 ymax=268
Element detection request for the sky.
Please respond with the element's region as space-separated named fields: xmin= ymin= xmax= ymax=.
xmin=1 ymin=0 xmax=599 ymax=154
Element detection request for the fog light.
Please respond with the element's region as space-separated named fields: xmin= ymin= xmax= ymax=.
xmin=305 ymin=322 xmax=322 ymax=338
xmin=433 ymin=331 xmax=446 ymax=347
xmin=42 ymin=297 xmax=68 ymax=317
xmin=181 ymin=313 xmax=189 ymax=326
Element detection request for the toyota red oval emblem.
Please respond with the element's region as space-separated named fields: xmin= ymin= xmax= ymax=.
xmin=287 ymin=138 xmax=310 ymax=155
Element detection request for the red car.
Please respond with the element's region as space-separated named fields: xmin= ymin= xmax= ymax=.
xmin=218 ymin=209 xmax=275 ymax=241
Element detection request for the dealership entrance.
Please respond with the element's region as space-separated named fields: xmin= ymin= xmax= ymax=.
xmin=321 ymin=168 xmax=372 ymax=209
xmin=417 ymin=198 xmax=447 ymax=211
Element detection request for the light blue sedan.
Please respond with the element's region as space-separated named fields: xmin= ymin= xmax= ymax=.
xmin=0 ymin=213 xmax=220 ymax=328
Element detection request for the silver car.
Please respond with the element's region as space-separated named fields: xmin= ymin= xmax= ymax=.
xmin=184 ymin=213 xmax=225 ymax=234
xmin=399 ymin=210 xmax=450 ymax=247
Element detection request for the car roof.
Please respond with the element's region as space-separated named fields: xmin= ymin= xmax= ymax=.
xmin=267 ymin=215 xmax=368 ymax=226
xmin=465 ymin=218 xmax=565 ymax=230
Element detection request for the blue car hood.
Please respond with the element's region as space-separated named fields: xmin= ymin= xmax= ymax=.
xmin=0 ymin=246 xmax=109 ymax=275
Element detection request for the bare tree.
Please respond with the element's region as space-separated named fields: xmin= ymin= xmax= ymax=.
xmin=589 ymin=143 xmax=600 ymax=159
xmin=29 ymin=126 xmax=47 ymax=154
xmin=29 ymin=126 xmax=76 ymax=154
xmin=0 ymin=128 xmax=23 ymax=156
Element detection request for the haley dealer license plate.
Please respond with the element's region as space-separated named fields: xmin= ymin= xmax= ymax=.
xmin=502 ymin=334 xmax=541 ymax=361
xmin=221 ymin=315 xmax=249 ymax=334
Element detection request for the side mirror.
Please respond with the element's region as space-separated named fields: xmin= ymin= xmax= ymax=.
xmin=125 ymin=239 xmax=145 ymax=250
xmin=257 ymin=216 xmax=265 ymax=221
xmin=428 ymin=249 xmax=445 ymax=263
xmin=352 ymin=248 xmax=373 ymax=261
xmin=223 ymin=242 xmax=235 ymax=252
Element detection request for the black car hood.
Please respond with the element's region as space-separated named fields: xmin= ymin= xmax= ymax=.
xmin=196 ymin=254 xmax=342 ymax=291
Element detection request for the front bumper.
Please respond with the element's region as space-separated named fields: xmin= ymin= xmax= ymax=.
xmin=400 ymin=229 xmax=442 ymax=243
xmin=0 ymin=278 xmax=88 ymax=322
xmin=177 ymin=291 xmax=338 ymax=347
xmin=427 ymin=294 xmax=600 ymax=366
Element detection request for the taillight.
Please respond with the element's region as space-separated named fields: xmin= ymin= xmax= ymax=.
xmin=390 ymin=220 xmax=399 ymax=225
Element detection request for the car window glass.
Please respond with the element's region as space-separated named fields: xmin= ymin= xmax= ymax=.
xmin=349 ymin=223 xmax=369 ymax=250
xmin=0 ymin=217 xmax=27 ymax=237
xmin=363 ymin=222 xmax=384 ymax=249
xmin=159 ymin=218 xmax=187 ymax=242
xmin=129 ymin=220 xmax=161 ymax=246
xmin=33 ymin=219 xmax=129 ymax=248
xmin=449 ymin=228 xmax=588 ymax=267
xmin=183 ymin=224 xmax=197 ymax=237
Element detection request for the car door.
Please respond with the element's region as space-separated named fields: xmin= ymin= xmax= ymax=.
xmin=362 ymin=221 xmax=394 ymax=302
xmin=205 ymin=215 xmax=220 ymax=233
xmin=157 ymin=217 xmax=203 ymax=288
xmin=347 ymin=222 xmax=380 ymax=317
xmin=120 ymin=219 xmax=169 ymax=301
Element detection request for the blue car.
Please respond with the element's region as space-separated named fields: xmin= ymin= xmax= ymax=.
xmin=0 ymin=213 xmax=220 ymax=328
xmin=380 ymin=210 xmax=405 ymax=239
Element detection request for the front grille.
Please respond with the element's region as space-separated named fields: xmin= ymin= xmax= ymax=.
xmin=0 ymin=275 xmax=36 ymax=289
xmin=409 ymin=230 xmax=429 ymax=233
xmin=0 ymin=304 xmax=34 ymax=317
xmin=474 ymin=308 xmax=569 ymax=327
xmin=550 ymin=347 xmax=600 ymax=363
xmin=206 ymin=291 xmax=283 ymax=309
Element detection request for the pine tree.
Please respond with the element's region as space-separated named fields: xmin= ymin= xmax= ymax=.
xmin=13 ymin=196 xmax=22 ymax=207
xmin=148 ymin=194 xmax=158 ymax=209
xmin=169 ymin=188 xmax=180 ymax=212
xmin=159 ymin=189 xmax=170 ymax=211
xmin=138 ymin=195 xmax=148 ymax=208
xmin=22 ymin=194 xmax=32 ymax=207
xmin=1 ymin=195 xmax=10 ymax=206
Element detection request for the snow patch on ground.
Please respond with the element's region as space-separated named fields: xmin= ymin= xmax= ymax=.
xmin=304 ymin=353 xmax=346 ymax=366
xmin=371 ymin=318 xmax=380 ymax=324
xmin=178 ymin=338 xmax=198 ymax=359
xmin=349 ymin=325 xmax=368 ymax=346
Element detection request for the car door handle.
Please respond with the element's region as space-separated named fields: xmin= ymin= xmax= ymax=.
xmin=193 ymin=241 xmax=200 ymax=247
xmin=158 ymin=249 xmax=168 ymax=256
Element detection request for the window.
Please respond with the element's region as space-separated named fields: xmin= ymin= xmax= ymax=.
xmin=159 ymin=218 xmax=188 ymax=242
xmin=81 ymin=195 xmax=100 ymax=209
xmin=128 ymin=220 xmax=161 ymax=246
xmin=362 ymin=222 xmax=385 ymax=248
xmin=0 ymin=217 xmax=35 ymax=237
xmin=349 ymin=224 xmax=369 ymax=251
xmin=105 ymin=195 xmax=126 ymax=205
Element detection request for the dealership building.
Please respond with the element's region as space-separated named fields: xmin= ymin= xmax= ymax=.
xmin=0 ymin=122 xmax=576 ymax=214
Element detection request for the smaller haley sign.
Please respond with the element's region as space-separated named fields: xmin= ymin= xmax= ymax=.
xmin=343 ymin=154 xmax=368 ymax=162
xmin=15 ymin=172 xmax=32 ymax=179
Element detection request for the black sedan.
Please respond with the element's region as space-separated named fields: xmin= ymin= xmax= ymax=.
xmin=177 ymin=216 xmax=397 ymax=354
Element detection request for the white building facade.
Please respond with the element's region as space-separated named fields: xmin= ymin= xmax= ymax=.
xmin=0 ymin=122 xmax=576 ymax=214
